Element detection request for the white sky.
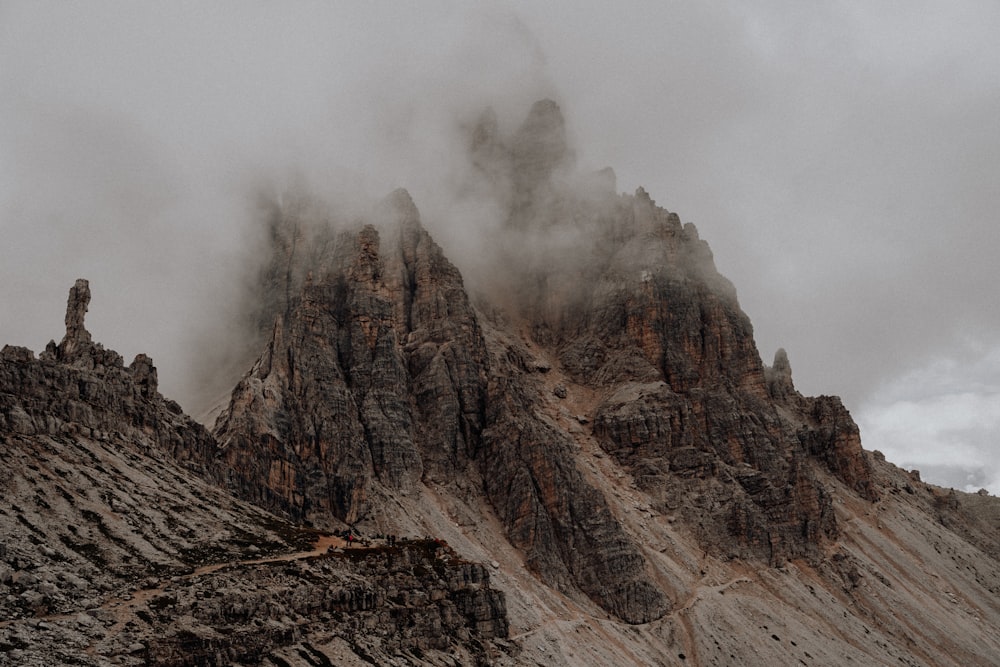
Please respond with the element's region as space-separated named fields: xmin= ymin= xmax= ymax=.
xmin=1 ymin=1 xmax=997 ymax=493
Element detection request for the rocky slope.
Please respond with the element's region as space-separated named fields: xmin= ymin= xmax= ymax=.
xmin=2 ymin=99 xmax=999 ymax=666
xmin=0 ymin=281 xmax=511 ymax=666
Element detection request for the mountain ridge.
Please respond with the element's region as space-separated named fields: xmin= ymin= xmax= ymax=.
xmin=2 ymin=99 xmax=999 ymax=665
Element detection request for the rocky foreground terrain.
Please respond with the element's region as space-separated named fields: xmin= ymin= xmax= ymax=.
xmin=0 ymin=281 xmax=509 ymax=666
xmin=2 ymin=100 xmax=1000 ymax=665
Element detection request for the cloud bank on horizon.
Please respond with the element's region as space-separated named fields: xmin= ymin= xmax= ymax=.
xmin=1 ymin=1 xmax=998 ymax=493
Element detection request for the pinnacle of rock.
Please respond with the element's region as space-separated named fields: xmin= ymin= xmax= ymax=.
xmin=511 ymin=98 xmax=569 ymax=186
xmin=383 ymin=187 xmax=420 ymax=223
xmin=57 ymin=278 xmax=93 ymax=361
xmin=129 ymin=352 xmax=159 ymax=399
xmin=766 ymin=347 xmax=797 ymax=400
xmin=773 ymin=348 xmax=790 ymax=373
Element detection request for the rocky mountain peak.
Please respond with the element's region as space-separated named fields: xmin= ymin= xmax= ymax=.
xmin=171 ymin=100 xmax=906 ymax=625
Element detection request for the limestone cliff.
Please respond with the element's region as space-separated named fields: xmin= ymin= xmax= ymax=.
xmin=210 ymin=186 xmax=669 ymax=624
xmin=188 ymin=101 xmax=952 ymax=631
xmin=4 ymin=98 xmax=1000 ymax=666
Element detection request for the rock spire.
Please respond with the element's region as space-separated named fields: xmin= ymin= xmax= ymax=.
xmin=56 ymin=278 xmax=93 ymax=361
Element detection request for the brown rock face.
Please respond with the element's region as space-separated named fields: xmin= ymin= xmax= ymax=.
xmin=481 ymin=326 xmax=669 ymax=623
xmin=468 ymin=109 xmax=869 ymax=565
xmin=211 ymin=190 xmax=486 ymax=524
xmin=58 ymin=278 xmax=93 ymax=361
xmin=182 ymin=100 xmax=880 ymax=622
xmin=543 ymin=201 xmax=846 ymax=570
xmin=207 ymin=189 xmax=668 ymax=624
xmin=797 ymin=395 xmax=879 ymax=501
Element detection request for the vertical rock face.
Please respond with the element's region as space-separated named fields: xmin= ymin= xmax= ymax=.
xmin=765 ymin=348 xmax=795 ymax=400
xmin=212 ymin=189 xmax=491 ymax=525
xmin=766 ymin=349 xmax=878 ymax=502
xmin=207 ymin=188 xmax=668 ymax=623
xmin=481 ymin=332 xmax=670 ymax=623
xmin=383 ymin=190 xmax=488 ymax=479
xmin=461 ymin=103 xmax=871 ymax=565
xmin=177 ymin=99 xmax=881 ymax=623
xmin=590 ymin=262 xmax=852 ymax=562
xmin=58 ymin=278 xmax=93 ymax=361
xmin=797 ymin=395 xmax=879 ymax=501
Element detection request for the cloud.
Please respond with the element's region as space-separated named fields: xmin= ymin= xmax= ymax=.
xmin=0 ymin=1 xmax=556 ymax=411
xmin=858 ymin=349 xmax=1000 ymax=494
xmin=1 ymin=2 xmax=999 ymax=492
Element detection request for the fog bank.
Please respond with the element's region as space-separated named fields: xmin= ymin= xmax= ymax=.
xmin=2 ymin=2 xmax=998 ymax=493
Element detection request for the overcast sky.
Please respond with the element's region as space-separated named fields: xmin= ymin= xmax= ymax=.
xmin=1 ymin=1 xmax=997 ymax=494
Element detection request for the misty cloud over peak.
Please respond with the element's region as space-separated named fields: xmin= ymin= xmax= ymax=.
xmin=2 ymin=2 xmax=999 ymax=493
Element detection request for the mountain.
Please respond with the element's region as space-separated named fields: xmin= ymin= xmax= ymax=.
xmin=2 ymin=100 xmax=999 ymax=666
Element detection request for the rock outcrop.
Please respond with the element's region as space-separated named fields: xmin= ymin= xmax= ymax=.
xmin=481 ymin=325 xmax=670 ymax=623
xmin=211 ymin=191 xmax=484 ymax=524
xmin=0 ymin=282 xmax=511 ymax=667
xmin=182 ymin=101 xmax=885 ymax=623
xmin=56 ymin=278 xmax=93 ymax=362
xmin=209 ymin=188 xmax=668 ymax=624
xmin=463 ymin=102 xmax=875 ymax=566
xmin=141 ymin=541 xmax=508 ymax=667
xmin=2 ymin=281 xmax=214 ymax=465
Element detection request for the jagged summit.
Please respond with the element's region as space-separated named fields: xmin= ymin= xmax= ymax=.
xmin=190 ymin=100 xmax=886 ymax=621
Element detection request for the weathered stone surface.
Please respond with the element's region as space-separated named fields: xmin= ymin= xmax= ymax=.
xmin=0 ymin=283 xmax=511 ymax=667
xmin=57 ymin=278 xmax=93 ymax=362
xmin=764 ymin=348 xmax=795 ymax=400
xmin=465 ymin=106 xmax=852 ymax=565
xmin=481 ymin=326 xmax=670 ymax=624
xmin=2 ymin=283 xmax=212 ymax=464
xmin=379 ymin=189 xmax=488 ymax=479
xmin=180 ymin=101 xmax=893 ymax=621
xmin=470 ymin=98 xmax=848 ymax=572
xmin=204 ymin=188 xmax=667 ymax=624
xmin=210 ymin=190 xmax=488 ymax=526
xmin=797 ymin=395 xmax=879 ymax=501
xmin=142 ymin=541 xmax=507 ymax=667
